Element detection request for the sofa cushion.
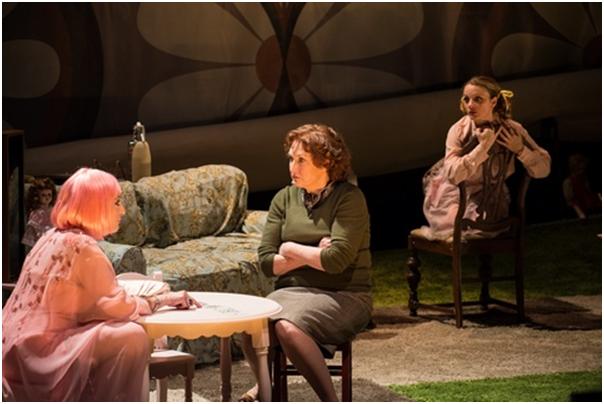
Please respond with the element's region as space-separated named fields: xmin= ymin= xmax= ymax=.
xmin=98 ymin=240 xmax=146 ymax=275
xmin=106 ymin=181 xmax=146 ymax=246
xmin=142 ymin=233 xmax=273 ymax=297
xmin=242 ymin=210 xmax=268 ymax=235
xmin=135 ymin=165 xmax=248 ymax=248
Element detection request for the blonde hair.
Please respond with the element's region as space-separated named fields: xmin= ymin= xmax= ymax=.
xmin=284 ymin=124 xmax=352 ymax=182
xmin=51 ymin=168 xmax=121 ymax=240
xmin=459 ymin=76 xmax=513 ymax=119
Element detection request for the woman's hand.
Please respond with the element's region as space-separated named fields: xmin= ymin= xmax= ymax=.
xmin=318 ymin=237 xmax=332 ymax=249
xmin=158 ymin=291 xmax=202 ymax=310
xmin=496 ymin=125 xmax=524 ymax=154
xmin=476 ymin=127 xmax=496 ymax=144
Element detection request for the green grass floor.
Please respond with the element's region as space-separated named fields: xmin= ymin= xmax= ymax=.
xmin=372 ymin=218 xmax=601 ymax=402
xmin=389 ymin=370 xmax=602 ymax=402
xmin=371 ymin=217 xmax=602 ymax=307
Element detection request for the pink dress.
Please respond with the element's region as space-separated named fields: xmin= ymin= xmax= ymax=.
xmin=419 ymin=115 xmax=551 ymax=240
xmin=3 ymin=228 xmax=151 ymax=401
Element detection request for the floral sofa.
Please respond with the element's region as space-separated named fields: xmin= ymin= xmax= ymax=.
xmin=98 ymin=164 xmax=273 ymax=363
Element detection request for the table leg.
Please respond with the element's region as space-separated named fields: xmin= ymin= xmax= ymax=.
xmin=219 ymin=337 xmax=232 ymax=402
xmin=251 ymin=319 xmax=271 ymax=402
xmin=254 ymin=346 xmax=271 ymax=402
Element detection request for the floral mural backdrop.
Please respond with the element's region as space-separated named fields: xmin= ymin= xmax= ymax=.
xmin=3 ymin=2 xmax=601 ymax=148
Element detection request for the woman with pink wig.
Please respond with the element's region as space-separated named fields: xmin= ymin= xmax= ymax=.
xmin=2 ymin=168 xmax=199 ymax=401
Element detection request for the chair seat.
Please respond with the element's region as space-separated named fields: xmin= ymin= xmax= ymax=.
xmin=149 ymin=349 xmax=195 ymax=402
xmin=409 ymin=228 xmax=517 ymax=256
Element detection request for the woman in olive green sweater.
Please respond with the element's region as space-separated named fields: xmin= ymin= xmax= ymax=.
xmin=241 ymin=124 xmax=372 ymax=401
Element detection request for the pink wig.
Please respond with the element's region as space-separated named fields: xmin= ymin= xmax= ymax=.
xmin=51 ymin=168 xmax=121 ymax=240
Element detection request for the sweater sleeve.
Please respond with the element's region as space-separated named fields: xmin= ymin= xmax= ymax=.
xmin=319 ymin=187 xmax=369 ymax=274
xmin=258 ymin=189 xmax=286 ymax=277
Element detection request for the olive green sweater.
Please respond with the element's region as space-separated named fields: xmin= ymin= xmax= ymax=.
xmin=258 ymin=181 xmax=372 ymax=292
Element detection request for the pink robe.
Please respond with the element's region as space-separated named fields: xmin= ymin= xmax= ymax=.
xmin=3 ymin=228 xmax=151 ymax=401
xmin=420 ymin=115 xmax=551 ymax=240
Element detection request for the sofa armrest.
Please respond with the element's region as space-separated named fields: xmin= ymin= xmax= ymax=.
xmin=98 ymin=241 xmax=147 ymax=275
xmin=241 ymin=210 xmax=268 ymax=235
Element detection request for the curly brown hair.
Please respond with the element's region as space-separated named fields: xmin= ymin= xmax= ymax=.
xmin=460 ymin=76 xmax=513 ymax=119
xmin=283 ymin=124 xmax=352 ymax=182
xmin=25 ymin=177 xmax=57 ymax=215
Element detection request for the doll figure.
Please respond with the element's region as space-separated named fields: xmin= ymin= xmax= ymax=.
xmin=22 ymin=177 xmax=57 ymax=253
xmin=562 ymin=153 xmax=601 ymax=219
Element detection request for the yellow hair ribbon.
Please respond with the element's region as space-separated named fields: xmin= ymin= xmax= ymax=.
xmin=499 ymin=89 xmax=514 ymax=99
xmin=499 ymin=89 xmax=514 ymax=115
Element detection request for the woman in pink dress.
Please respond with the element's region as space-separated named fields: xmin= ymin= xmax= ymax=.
xmin=419 ymin=76 xmax=551 ymax=240
xmin=3 ymin=168 xmax=200 ymax=401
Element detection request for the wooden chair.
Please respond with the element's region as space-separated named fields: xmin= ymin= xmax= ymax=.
xmin=407 ymin=147 xmax=530 ymax=328
xmin=272 ymin=341 xmax=352 ymax=402
xmin=149 ymin=349 xmax=195 ymax=402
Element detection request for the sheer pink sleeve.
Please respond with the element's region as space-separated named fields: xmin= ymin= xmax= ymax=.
xmin=73 ymin=243 xmax=147 ymax=322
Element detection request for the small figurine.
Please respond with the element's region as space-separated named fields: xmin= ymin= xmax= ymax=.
xmin=22 ymin=177 xmax=57 ymax=253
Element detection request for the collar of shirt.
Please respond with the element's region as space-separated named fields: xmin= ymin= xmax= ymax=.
xmin=301 ymin=181 xmax=336 ymax=212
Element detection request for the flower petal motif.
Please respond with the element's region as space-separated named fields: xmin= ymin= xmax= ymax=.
xmin=291 ymin=3 xmax=419 ymax=107
xmin=233 ymin=3 xmax=275 ymax=41
xmin=530 ymin=3 xmax=597 ymax=47
xmin=492 ymin=34 xmax=582 ymax=77
xmin=137 ymin=3 xmax=276 ymax=125
xmin=139 ymin=66 xmax=266 ymax=127
xmin=3 ymin=40 xmax=60 ymax=98
xmin=137 ymin=3 xmax=272 ymax=63
xmin=303 ymin=65 xmax=412 ymax=105
xmin=297 ymin=3 xmax=423 ymax=62
xmin=492 ymin=4 xmax=599 ymax=76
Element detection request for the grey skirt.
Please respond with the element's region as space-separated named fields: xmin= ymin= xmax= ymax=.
xmin=268 ymin=287 xmax=373 ymax=358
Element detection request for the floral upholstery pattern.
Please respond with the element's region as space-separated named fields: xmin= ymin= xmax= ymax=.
xmin=105 ymin=181 xmax=146 ymax=246
xmin=99 ymin=164 xmax=271 ymax=364
xmin=242 ymin=210 xmax=268 ymax=235
xmin=98 ymin=241 xmax=146 ymax=275
xmin=143 ymin=233 xmax=273 ymax=296
xmin=135 ymin=165 xmax=247 ymax=248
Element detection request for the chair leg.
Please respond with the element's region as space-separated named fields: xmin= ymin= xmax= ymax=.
xmin=157 ymin=378 xmax=168 ymax=402
xmin=452 ymin=253 xmax=463 ymax=328
xmin=220 ymin=337 xmax=232 ymax=402
xmin=406 ymin=240 xmax=421 ymax=316
xmin=478 ymin=254 xmax=493 ymax=310
xmin=280 ymin=349 xmax=288 ymax=401
xmin=514 ymin=246 xmax=525 ymax=322
xmin=185 ymin=361 xmax=194 ymax=402
xmin=341 ymin=343 xmax=352 ymax=402
xmin=271 ymin=347 xmax=281 ymax=401
xmin=273 ymin=347 xmax=288 ymax=401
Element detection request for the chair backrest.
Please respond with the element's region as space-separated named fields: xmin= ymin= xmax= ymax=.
xmin=455 ymin=144 xmax=531 ymax=240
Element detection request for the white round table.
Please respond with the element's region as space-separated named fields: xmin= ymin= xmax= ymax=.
xmin=138 ymin=292 xmax=281 ymax=401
